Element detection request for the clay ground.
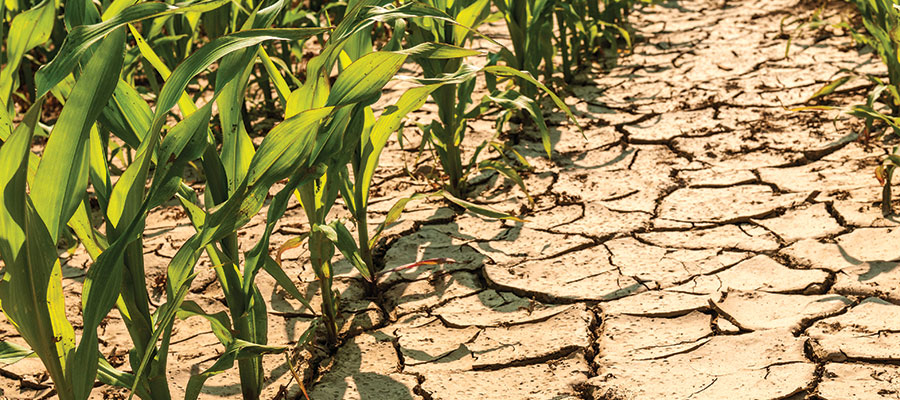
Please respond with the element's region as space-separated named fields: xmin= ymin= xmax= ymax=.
xmin=3 ymin=0 xmax=900 ymax=398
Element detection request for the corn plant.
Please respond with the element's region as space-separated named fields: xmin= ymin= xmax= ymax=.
xmin=554 ymin=0 xmax=633 ymax=81
xmin=247 ymin=0 xmax=497 ymax=344
xmin=403 ymin=0 xmax=578 ymax=200
xmin=492 ymin=0 xmax=555 ymax=96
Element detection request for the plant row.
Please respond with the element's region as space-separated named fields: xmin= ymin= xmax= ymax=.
xmin=0 ymin=0 xmax=636 ymax=398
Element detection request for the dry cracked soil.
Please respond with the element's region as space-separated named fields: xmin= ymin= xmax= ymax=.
xmin=4 ymin=0 xmax=900 ymax=398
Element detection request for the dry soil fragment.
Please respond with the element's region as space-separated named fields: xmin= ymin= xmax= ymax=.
xmin=715 ymin=316 xmax=741 ymax=333
xmin=808 ymin=298 xmax=900 ymax=361
xmin=310 ymin=333 xmax=421 ymax=400
xmin=658 ymin=185 xmax=804 ymax=223
xmin=622 ymin=109 xmax=730 ymax=142
xmin=589 ymin=329 xmax=815 ymax=400
xmin=832 ymin=200 xmax=899 ymax=228
xmin=606 ymin=237 xmax=749 ymax=288
xmin=469 ymin=304 xmax=593 ymax=368
xmin=758 ymin=161 xmax=876 ymax=195
xmin=780 ymin=238 xmax=858 ymax=272
xmin=712 ymin=290 xmax=851 ymax=333
xmin=831 ymin=250 xmax=900 ymax=299
xmin=395 ymin=317 xmax=480 ymax=371
xmin=556 ymin=169 xmax=669 ymax=213
xmin=752 ymin=203 xmax=844 ymax=242
xmin=419 ymin=351 xmax=589 ymax=400
xmin=780 ymin=238 xmax=900 ymax=301
xmin=637 ymin=224 xmax=780 ymax=252
xmin=483 ymin=245 xmax=645 ymax=302
xmin=428 ymin=213 xmax=510 ymax=241
xmin=669 ymin=255 xmax=829 ymax=294
xmin=551 ymin=124 xmax=621 ymax=153
xmin=383 ymin=271 xmax=482 ymax=316
xmin=836 ymin=227 xmax=900 ymax=261
xmin=524 ymin=204 xmax=583 ymax=231
xmin=599 ymin=311 xmax=713 ymax=361
xmin=380 ymin=226 xmax=487 ymax=284
xmin=432 ymin=290 xmax=569 ymax=327
xmin=602 ymin=290 xmax=710 ymax=317
xmin=818 ymin=363 xmax=900 ymax=400
xmin=470 ymin=225 xmax=593 ymax=266
xmin=677 ymin=167 xmax=757 ymax=187
xmin=551 ymin=202 xmax=652 ymax=238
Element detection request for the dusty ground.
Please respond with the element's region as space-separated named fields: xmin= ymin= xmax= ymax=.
xmin=3 ymin=0 xmax=900 ymax=398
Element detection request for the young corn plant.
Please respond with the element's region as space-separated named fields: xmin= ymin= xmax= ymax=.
xmin=554 ymin=0 xmax=633 ymax=81
xmin=249 ymin=0 xmax=488 ymax=342
xmin=492 ymin=0 xmax=555 ymax=96
xmin=404 ymin=0 xmax=579 ymax=200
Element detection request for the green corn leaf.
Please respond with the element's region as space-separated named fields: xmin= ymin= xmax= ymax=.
xmin=69 ymin=198 xmax=105 ymax=260
xmin=98 ymin=80 xmax=153 ymax=149
xmin=262 ymin=256 xmax=313 ymax=313
xmin=126 ymin=23 xmax=197 ymax=118
xmin=485 ymin=89 xmax=552 ymax=157
xmin=217 ymin=58 xmax=258 ymax=195
xmin=0 ymin=100 xmax=77 ymax=400
xmin=81 ymin=29 xmax=328 ymax=400
xmin=808 ymin=75 xmax=853 ymax=102
xmin=405 ymin=63 xmax=482 ymax=86
xmin=398 ymin=42 xmax=483 ymax=59
xmin=327 ymin=51 xmax=408 ymax=107
xmin=360 ymin=84 xmax=445 ymax=205
xmin=484 ymin=65 xmax=578 ymax=126
xmin=362 ymin=2 xmax=503 ymax=48
xmin=370 ymin=192 xmax=432 ymax=248
xmin=440 ymin=190 xmax=526 ymax=222
xmin=0 ymin=341 xmax=35 ymax=366
xmin=0 ymin=0 xmax=55 ymax=105
xmin=184 ymin=340 xmax=286 ymax=400
xmin=178 ymin=301 xmax=234 ymax=346
xmin=149 ymin=29 xmax=329 ymax=141
xmin=285 ymin=1 xmax=390 ymax=116
xmin=479 ymin=159 xmax=533 ymax=204
xmin=241 ymin=165 xmax=323 ymax=310
xmin=35 ymin=0 xmax=233 ymax=97
xmin=244 ymin=107 xmax=334 ymax=189
xmin=146 ymin=100 xmax=213 ymax=209
xmin=259 ymin=47 xmax=292 ymax=103
xmin=453 ymin=0 xmax=490 ymax=46
xmin=216 ymin=1 xmax=293 ymax=196
xmin=327 ymin=220 xmax=371 ymax=280
xmin=31 ymin=27 xmax=125 ymax=243
xmin=88 ymin=126 xmax=112 ymax=211
xmin=127 ymin=267 xmax=200 ymax=399
xmin=97 ymin=356 xmax=150 ymax=399
xmin=0 ymin=104 xmax=13 ymax=141
xmin=101 ymin=0 xmax=140 ymax=20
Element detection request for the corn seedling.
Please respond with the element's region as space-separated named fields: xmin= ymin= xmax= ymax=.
xmin=403 ymin=0 xmax=577 ymax=202
xmin=554 ymin=0 xmax=633 ymax=80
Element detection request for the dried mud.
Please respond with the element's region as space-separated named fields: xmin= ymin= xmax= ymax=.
xmin=3 ymin=0 xmax=898 ymax=398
